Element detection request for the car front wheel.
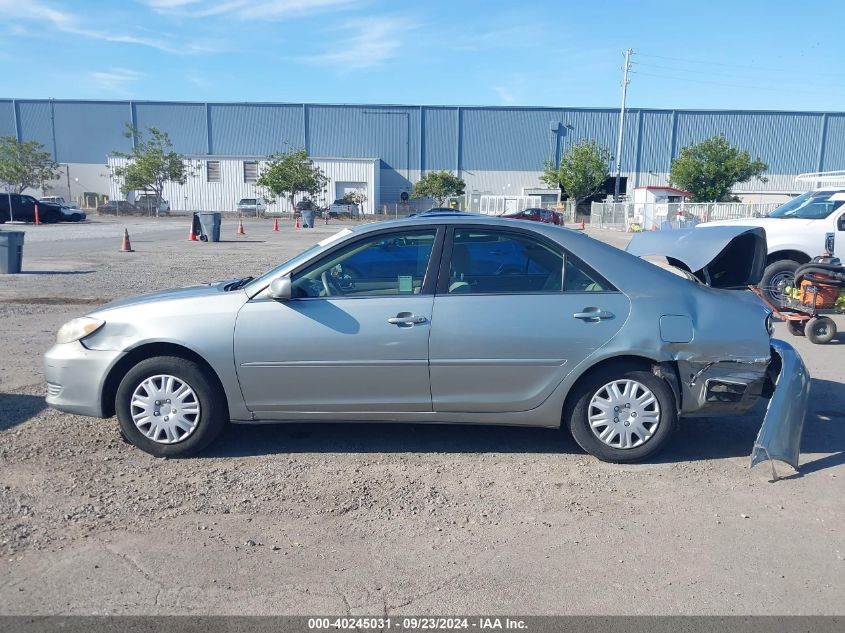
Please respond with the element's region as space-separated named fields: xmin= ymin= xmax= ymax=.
xmin=115 ymin=356 xmax=227 ymax=457
xmin=567 ymin=367 xmax=677 ymax=463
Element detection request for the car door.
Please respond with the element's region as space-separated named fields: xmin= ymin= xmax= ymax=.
xmin=234 ymin=226 xmax=444 ymax=416
xmin=428 ymin=226 xmax=630 ymax=414
xmin=833 ymin=207 xmax=845 ymax=261
xmin=18 ymin=196 xmax=36 ymax=221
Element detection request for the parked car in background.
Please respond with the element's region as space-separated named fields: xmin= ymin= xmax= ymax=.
xmin=503 ymin=207 xmax=562 ymax=225
xmin=44 ymin=216 xmax=807 ymax=473
xmin=328 ymin=198 xmax=359 ymax=218
xmin=97 ymin=200 xmax=140 ymax=216
xmin=40 ymin=196 xmax=68 ymax=206
xmin=60 ymin=206 xmax=86 ymax=222
xmin=237 ymin=198 xmax=266 ymax=217
xmin=0 ymin=193 xmax=63 ymax=223
xmin=134 ymin=194 xmax=171 ymax=216
xmin=700 ymin=185 xmax=845 ymax=307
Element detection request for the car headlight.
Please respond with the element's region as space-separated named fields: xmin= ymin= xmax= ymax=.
xmin=56 ymin=317 xmax=105 ymax=344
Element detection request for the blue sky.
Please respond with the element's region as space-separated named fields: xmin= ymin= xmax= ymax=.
xmin=1 ymin=0 xmax=844 ymax=111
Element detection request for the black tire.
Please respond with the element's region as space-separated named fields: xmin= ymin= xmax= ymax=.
xmin=786 ymin=319 xmax=806 ymax=337
xmin=806 ymin=316 xmax=836 ymax=344
xmin=566 ymin=367 xmax=677 ymax=463
xmin=115 ymin=356 xmax=227 ymax=457
xmin=759 ymin=260 xmax=800 ymax=308
xmin=44 ymin=210 xmax=62 ymax=224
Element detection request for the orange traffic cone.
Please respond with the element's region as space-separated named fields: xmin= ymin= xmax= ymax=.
xmin=580 ymin=218 xmax=585 ymax=230
xmin=294 ymin=215 xmax=301 ymax=230
xmin=273 ymin=218 xmax=279 ymax=232
xmin=237 ymin=218 xmax=245 ymax=236
xmin=187 ymin=224 xmax=198 ymax=241
xmin=34 ymin=204 xmax=40 ymax=225
xmin=120 ymin=228 xmax=134 ymax=252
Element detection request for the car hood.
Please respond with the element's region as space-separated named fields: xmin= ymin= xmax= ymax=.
xmin=626 ymin=226 xmax=767 ymax=288
xmin=93 ymin=280 xmax=241 ymax=313
xmin=699 ymin=217 xmax=817 ymax=229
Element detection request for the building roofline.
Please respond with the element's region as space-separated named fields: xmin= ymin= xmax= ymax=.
xmin=2 ymin=97 xmax=844 ymax=117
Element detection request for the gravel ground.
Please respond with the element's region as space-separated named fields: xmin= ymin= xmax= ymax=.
xmin=0 ymin=217 xmax=843 ymax=615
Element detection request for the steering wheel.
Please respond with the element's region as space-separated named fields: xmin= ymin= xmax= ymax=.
xmin=321 ymin=271 xmax=343 ymax=296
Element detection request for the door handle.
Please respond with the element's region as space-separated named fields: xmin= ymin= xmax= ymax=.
xmin=388 ymin=313 xmax=428 ymax=326
xmin=573 ymin=308 xmax=614 ymax=321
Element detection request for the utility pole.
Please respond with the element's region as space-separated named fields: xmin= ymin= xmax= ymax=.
xmin=614 ymin=48 xmax=633 ymax=202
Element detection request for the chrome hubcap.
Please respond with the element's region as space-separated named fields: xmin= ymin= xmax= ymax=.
xmin=130 ymin=375 xmax=200 ymax=444
xmin=588 ymin=379 xmax=660 ymax=449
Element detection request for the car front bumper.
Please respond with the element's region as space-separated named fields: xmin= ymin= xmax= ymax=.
xmin=44 ymin=342 xmax=125 ymax=418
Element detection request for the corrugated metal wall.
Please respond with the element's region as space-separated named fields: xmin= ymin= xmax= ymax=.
xmin=0 ymin=100 xmax=15 ymax=138
xmin=54 ymin=101 xmax=132 ymax=163
xmin=108 ymin=156 xmax=378 ymax=213
xmin=3 ymin=99 xmax=844 ymax=198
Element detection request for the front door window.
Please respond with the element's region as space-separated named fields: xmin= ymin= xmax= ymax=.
xmin=291 ymin=229 xmax=438 ymax=298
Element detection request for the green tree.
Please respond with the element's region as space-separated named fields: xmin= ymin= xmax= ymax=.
xmin=111 ymin=125 xmax=189 ymax=215
xmin=342 ymin=189 xmax=367 ymax=208
xmin=670 ymin=135 xmax=768 ymax=202
xmin=411 ymin=171 xmax=465 ymax=207
xmin=257 ymin=149 xmax=328 ymax=212
xmin=0 ymin=136 xmax=60 ymax=194
xmin=540 ymin=140 xmax=611 ymax=207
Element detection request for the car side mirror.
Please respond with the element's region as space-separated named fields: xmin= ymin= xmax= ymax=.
xmin=268 ymin=276 xmax=292 ymax=301
xmin=837 ymin=215 xmax=845 ymax=231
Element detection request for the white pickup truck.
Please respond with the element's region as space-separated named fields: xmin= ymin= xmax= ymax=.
xmin=700 ymin=177 xmax=845 ymax=306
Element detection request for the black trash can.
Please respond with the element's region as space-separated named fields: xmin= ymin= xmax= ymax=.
xmin=197 ymin=212 xmax=222 ymax=242
xmin=301 ymin=209 xmax=316 ymax=228
xmin=0 ymin=231 xmax=25 ymax=274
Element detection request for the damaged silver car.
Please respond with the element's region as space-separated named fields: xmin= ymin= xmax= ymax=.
xmin=44 ymin=214 xmax=809 ymax=470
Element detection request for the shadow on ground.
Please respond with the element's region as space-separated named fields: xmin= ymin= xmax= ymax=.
xmin=202 ymin=378 xmax=844 ymax=475
xmin=0 ymin=393 xmax=47 ymax=430
xmin=16 ymin=270 xmax=95 ymax=276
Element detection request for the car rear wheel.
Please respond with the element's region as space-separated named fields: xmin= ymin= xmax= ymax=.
xmin=759 ymin=260 xmax=799 ymax=308
xmin=115 ymin=356 xmax=227 ymax=457
xmin=567 ymin=367 xmax=677 ymax=463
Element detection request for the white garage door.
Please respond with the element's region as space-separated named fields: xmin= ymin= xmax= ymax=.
xmin=335 ymin=182 xmax=367 ymax=202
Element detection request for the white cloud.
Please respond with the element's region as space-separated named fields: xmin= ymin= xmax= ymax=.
xmin=493 ymin=86 xmax=517 ymax=105
xmin=299 ymin=17 xmax=409 ymax=69
xmin=90 ymin=68 xmax=144 ymax=96
xmin=143 ymin=0 xmax=361 ymax=20
xmin=0 ymin=0 xmax=202 ymax=53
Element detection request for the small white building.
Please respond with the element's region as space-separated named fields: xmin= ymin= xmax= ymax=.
xmin=631 ymin=186 xmax=692 ymax=229
xmin=108 ymin=156 xmax=380 ymax=214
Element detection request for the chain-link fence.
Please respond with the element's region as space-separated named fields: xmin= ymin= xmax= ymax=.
xmin=590 ymin=201 xmax=782 ymax=231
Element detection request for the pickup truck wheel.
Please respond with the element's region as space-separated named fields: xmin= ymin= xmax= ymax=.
xmin=567 ymin=368 xmax=677 ymax=463
xmin=115 ymin=356 xmax=227 ymax=457
xmin=760 ymin=260 xmax=799 ymax=308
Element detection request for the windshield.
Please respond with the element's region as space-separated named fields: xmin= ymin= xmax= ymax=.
xmin=239 ymin=199 xmax=256 ymax=205
xmin=769 ymin=191 xmax=845 ymax=219
xmin=243 ymin=228 xmax=355 ymax=294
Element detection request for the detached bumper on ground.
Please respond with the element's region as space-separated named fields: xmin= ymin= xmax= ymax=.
xmin=751 ymin=338 xmax=811 ymax=473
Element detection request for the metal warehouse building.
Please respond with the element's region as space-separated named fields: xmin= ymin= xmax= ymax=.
xmin=1 ymin=98 xmax=843 ymax=213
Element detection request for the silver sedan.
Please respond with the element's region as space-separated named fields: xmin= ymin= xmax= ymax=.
xmin=44 ymin=213 xmax=809 ymax=468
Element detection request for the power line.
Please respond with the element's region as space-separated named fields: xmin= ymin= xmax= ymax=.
xmin=632 ymin=70 xmax=845 ymax=97
xmin=636 ymin=52 xmax=839 ymax=79
xmin=635 ymin=61 xmax=823 ymax=82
